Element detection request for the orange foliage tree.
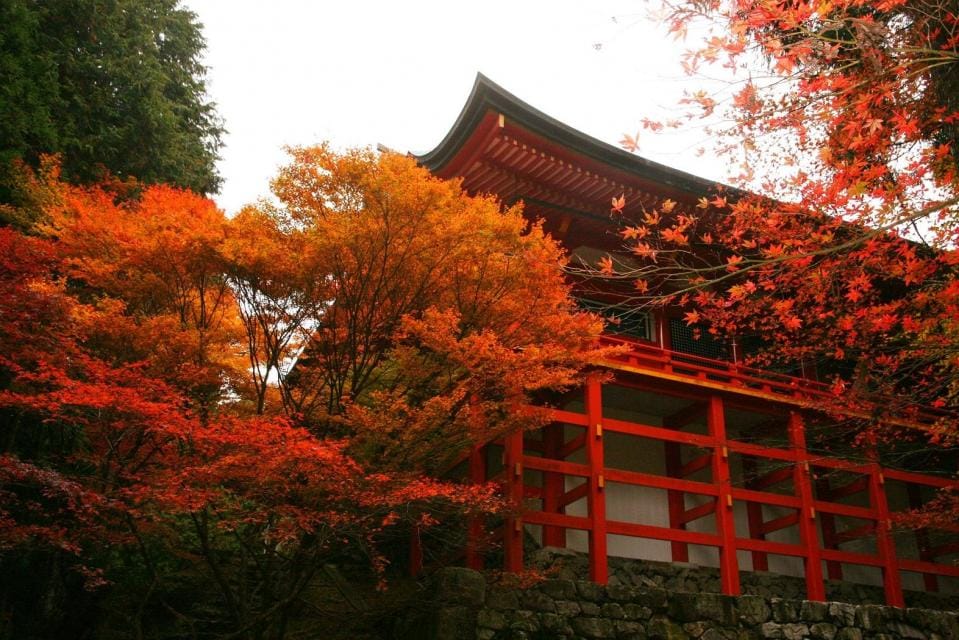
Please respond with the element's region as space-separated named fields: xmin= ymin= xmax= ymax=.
xmin=240 ymin=146 xmax=607 ymax=472
xmin=1 ymin=151 xmax=605 ymax=637
xmin=43 ymin=180 xmax=247 ymax=416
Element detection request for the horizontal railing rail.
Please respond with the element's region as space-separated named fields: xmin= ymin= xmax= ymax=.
xmin=599 ymin=334 xmax=834 ymax=399
xmin=598 ymin=334 xmax=953 ymax=428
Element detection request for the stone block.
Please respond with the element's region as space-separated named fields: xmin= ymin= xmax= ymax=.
xmin=683 ymin=622 xmax=709 ymax=638
xmin=834 ymin=627 xmax=862 ymax=640
xmin=637 ymin=589 xmax=669 ymax=612
xmin=487 ymin=586 xmax=520 ymax=611
xmin=634 ymin=575 xmax=663 ymax=589
xmin=760 ymin=623 xmax=783 ymax=639
xmin=669 ymin=592 xmax=736 ymax=625
xmin=508 ymin=609 xmax=539 ymax=633
xmin=615 ymin=620 xmax=646 ymax=637
xmin=800 ymin=602 xmax=828 ymax=622
xmin=521 ymin=590 xmax=556 ymax=612
xmin=431 ymin=567 xmax=486 ymax=607
xmin=541 ymin=612 xmax=574 ymax=636
xmin=809 ymin=622 xmax=836 ymax=640
xmin=623 ymin=604 xmax=653 ymax=621
xmin=907 ymin=609 xmax=958 ymax=637
xmin=770 ymin=599 xmax=800 ymax=623
xmin=648 ymin=615 xmax=691 ymax=640
xmin=555 ymin=600 xmax=582 ymax=617
xmin=528 ymin=546 xmax=580 ymax=567
xmin=887 ymin=621 xmax=927 ymax=640
xmin=540 ymin=579 xmax=578 ymax=600
xmin=571 ymin=617 xmax=616 ymax=639
xmin=609 ymin=584 xmax=641 ymax=602
xmin=738 ymin=595 xmax=772 ymax=625
xmin=854 ymin=605 xmax=885 ymax=631
xmin=906 ymin=609 xmax=935 ymax=630
xmin=602 ymin=603 xmax=627 ymax=619
xmin=700 ymin=628 xmax=730 ymax=640
xmin=578 ymin=581 xmax=607 ymax=602
xmin=780 ymin=623 xmax=809 ymax=640
xmin=939 ymin=611 xmax=958 ymax=638
xmin=828 ymin=603 xmax=857 ymax=628
xmin=477 ymin=609 xmax=507 ymax=630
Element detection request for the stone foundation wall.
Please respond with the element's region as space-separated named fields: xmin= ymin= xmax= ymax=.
xmin=401 ymin=565 xmax=958 ymax=640
xmin=527 ymin=549 xmax=959 ymax=612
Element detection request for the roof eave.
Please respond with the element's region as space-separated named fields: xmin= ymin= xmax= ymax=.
xmin=415 ymin=73 xmax=734 ymax=198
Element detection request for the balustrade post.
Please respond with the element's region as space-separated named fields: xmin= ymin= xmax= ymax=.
xmin=504 ymin=430 xmax=524 ymax=573
xmin=708 ymin=395 xmax=740 ymax=595
xmin=870 ymin=462 xmax=904 ymax=607
xmin=585 ymin=374 xmax=608 ymax=584
xmin=788 ymin=412 xmax=825 ymax=601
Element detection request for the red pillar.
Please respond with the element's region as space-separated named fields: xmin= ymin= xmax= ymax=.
xmin=870 ymin=463 xmax=904 ymax=607
xmin=789 ymin=412 xmax=825 ymax=601
xmin=542 ymin=422 xmax=567 ymax=548
xmin=504 ymin=431 xmax=524 ymax=573
xmin=465 ymin=445 xmax=486 ymax=570
xmin=585 ymin=374 xmax=608 ymax=584
xmin=708 ymin=395 xmax=740 ymax=595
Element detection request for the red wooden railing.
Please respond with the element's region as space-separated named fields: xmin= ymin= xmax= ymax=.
xmin=598 ymin=334 xmax=833 ymax=400
xmin=598 ymin=335 xmax=950 ymax=429
xmin=455 ymin=339 xmax=959 ymax=607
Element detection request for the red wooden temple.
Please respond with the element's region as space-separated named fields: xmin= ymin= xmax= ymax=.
xmin=415 ymin=75 xmax=959 ymax=606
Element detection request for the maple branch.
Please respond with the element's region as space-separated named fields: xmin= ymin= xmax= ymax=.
xmin=585 ymin=194 xmax=959 ymax=306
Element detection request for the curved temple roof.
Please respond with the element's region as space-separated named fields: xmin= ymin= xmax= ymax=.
xmin=414 ymin=74 xmax=737 ymax=252
xmin=416 ymin=73 xmax=726 ymax=204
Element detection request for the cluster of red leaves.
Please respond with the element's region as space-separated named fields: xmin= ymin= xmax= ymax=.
xmin=0 ymin=228 xmax=192 ymax=569
xmin=643 ymin=0 xmax=959 ymax=428
xmin=662 ymin=0 xmax=959 ymax=229
xmin=600 ymin=0 xmax=959 ymax=524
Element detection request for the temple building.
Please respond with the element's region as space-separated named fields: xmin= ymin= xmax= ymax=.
xmin=414 ymin=74 xmax=959 ymax=606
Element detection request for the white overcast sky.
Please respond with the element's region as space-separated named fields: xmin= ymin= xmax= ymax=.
xmin=183 ymin=0 xmax=729 ymax=214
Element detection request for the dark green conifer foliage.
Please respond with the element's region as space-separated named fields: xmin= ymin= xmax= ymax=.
xmin=0 ymin=0 xmax=224 ymax=199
